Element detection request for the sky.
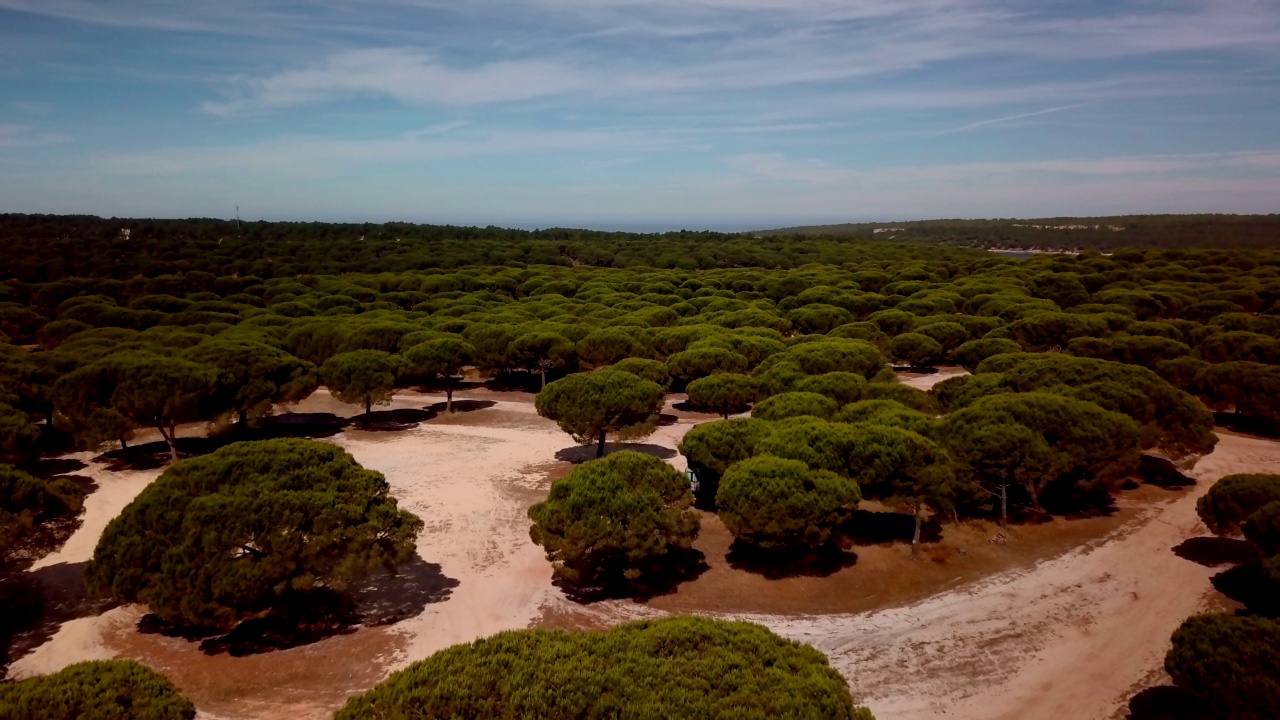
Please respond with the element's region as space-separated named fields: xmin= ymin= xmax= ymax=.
xmin=1 ymin=0 xmax=1279 ymax=230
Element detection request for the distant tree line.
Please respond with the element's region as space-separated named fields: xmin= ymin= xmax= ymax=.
xmin=766 ymin=214 xmax=1280 ymax=251
xmin=0 ymin=213 xmax=988 ymax=281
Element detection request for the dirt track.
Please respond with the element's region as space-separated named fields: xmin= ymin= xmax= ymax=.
xmin=7 ymin=382 xmax=1278 ymax=719
xmin=721 ymin=431 xmax=1278 ymax=719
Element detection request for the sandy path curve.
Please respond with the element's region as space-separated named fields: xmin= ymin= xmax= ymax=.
xmin=716 ymin=431 xmax=1279 ymax=720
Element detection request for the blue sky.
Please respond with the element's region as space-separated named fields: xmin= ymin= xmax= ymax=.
xmin=1 ymin=0 xmax=1278 ymax=230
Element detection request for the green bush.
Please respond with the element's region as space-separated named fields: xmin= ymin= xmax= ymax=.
xmin=752 ymin=392 xmax=839 ymax=421
xmin=685 ymin=373 xmax=757 ymax=418
xmin=528 ymin=451 xmax=699 ymax=591
xmin=1 ymin=464 xmax=85 ymax=558
xmin=336 ymin=616 xmax=873 ymax=720
xmin=1166 ymin=614 xmax=1280 ymax=719
xmin=717 ymin=455 xmax=860 ymax=551
xmin=85 ymin=439 xmax=422 ymax=630
xmin=0 ymin=660 xmax=195 ymax=719
xmin=1199 ymin=474 xmax=1280 ymax=536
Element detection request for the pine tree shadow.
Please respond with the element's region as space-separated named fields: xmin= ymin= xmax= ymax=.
xmin=423 ymin=400 xmax=496 ymax=414
xmin=553 ymin=548 xmax=709 ymax=604
xmin=1212 ymin=412 xmax=1280 ymax=439
xmin=725 ymin=542 xmax=858 ymax=579
xmin=96 ymin=413 xmax=353 ymax=470
xmin=483 ymin=373 xmax=545 ymax=393
xmin=1 ymin=562 xmax=118 ymax=670
xmin=669 ymin=400 xmax=721 ymax=416
xmin=253 ymin=412 xmax=350 ymax=440
xmin=1125 ymin=686 xmax=1212 ymax=719
xmin=138 ymin=557 xmax=459 ymax=657
xmin=1209 ymin=563 xmax=1280 ymax=617
xmin=28 ymin=457 xmax=88 ymax=478
xmin=842 ymin=510 xmax=942 ymax=547
xmin=352 ymin=408 xmax=438 ymax=431
xmin=1136 ymin=455 xmax=1196 ymax=489
xmin=554 ymin=443 xmax=677 ymax=464
xmin=1172 ymin=537 xmax=1260 ymax=567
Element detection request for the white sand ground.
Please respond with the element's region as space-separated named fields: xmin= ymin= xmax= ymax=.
xmin=8 ymin=383 xmax=1278 ymax=720
xmin=716 ymin=431 xmax=1280 ymax=719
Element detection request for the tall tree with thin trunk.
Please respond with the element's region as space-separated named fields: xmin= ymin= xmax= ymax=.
xmin=402 ymin=338 xmax=474 ymax=412
xmin=536 ymin=369 xmax=665 ymax=458
xmin=846 ymin=424 xmax=958 ymax=559
xmin=510 ymin=331 xmax=574 ymax=389
xmin=321 ymin=350 xmax=400 ymax=414
xmin=944 ymin=422 xmax=1060 ymax=526
xmin=55 ymin=351 xmax=220 ymax=462
xmin=185 ymin=338 xmax=318 ymax=427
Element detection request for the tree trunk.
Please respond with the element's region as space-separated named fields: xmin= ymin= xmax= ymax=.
xmin=365 ymin=396 xmax=372 ymax=414
xmin=912 ymin=505 xmax=922 ymax=561
xmin=540 ymin=368 xmax=547 ymax=389
xmin=1000 ymin=482 xmax=1008 ymax=528
xmin=596 ymin=430 xmax=607 ymax=458
xmin=446 ymin=388 xmax=454 ymax=413
xmin=157 ymin=424 xmax=178 ymax=463
xmin=119 ymin=436 xmax=128 ymax=450
xmin=237 ymin=409 xmax=248 ymax=427
xmin=1024 ymin=482 xmax=1044 ymax=515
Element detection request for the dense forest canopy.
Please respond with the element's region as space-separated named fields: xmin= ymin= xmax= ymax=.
xmin=1 ymin=212 xmax=1278 ymax=714
xmin=0 ymin=213 xmax=985 ymax=281
xmin=4 ymin=213 xmax=1276 ymax=282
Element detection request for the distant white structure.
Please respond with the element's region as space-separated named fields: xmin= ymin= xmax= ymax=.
xmin=1011 ymin=224 xmax=1125 ymax=231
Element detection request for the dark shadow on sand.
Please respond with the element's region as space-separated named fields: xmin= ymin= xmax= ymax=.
xmin=1 ymin=562 xmax=119 ymax=669
xmin=138 ymin=557 xmax=459 ymax=657
xmin=1125 ymin=686 xmax=1212 ymax=720
xmin=842 ymin=509 xmax=943 ymax=547
xmin=28 ymin=457 xmax=88 ymax=478
xmin=725 ymin=542 xmax=858 ymax=579
xmin=424 ymin=399 xmax=497 ymax=415
xmin=96 ymin=413 xmax=352 ymax=470
xmin=1210 ymin=563 xmax=1280 ymax=617
xmin=1172 ymin=537 xmax=1260 ymax=567
xmin=1212 ymin=411 xmax=1280 ymax=439
xmin=352 ymin=408 xmax=438 ymax=431
xmin=554 ymin=443 xmax=678 ymax=464
xmin=669 ymin=400 xmax=724 ymax=416
xmin=1136 ymin=455 xmax=1196 ymax=489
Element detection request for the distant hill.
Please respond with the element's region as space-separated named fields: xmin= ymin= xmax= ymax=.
xmin=758 ymin=214 xmax=1280 ymax=251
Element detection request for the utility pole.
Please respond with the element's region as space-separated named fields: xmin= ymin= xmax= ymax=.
xmin=236 ymin=205 xmax=240 ymax=236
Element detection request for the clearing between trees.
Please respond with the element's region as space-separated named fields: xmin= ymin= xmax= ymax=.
xmin=5 ymin=380 xmax=1275 ymax=719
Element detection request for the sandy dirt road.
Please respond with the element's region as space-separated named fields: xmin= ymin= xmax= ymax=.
xmin=8 ymin=383 xmax=1278 ymax=720
xmin=713 ymin=431 xmax=1280 ymax=720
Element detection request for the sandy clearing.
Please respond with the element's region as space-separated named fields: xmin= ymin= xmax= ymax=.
xmin=707 ymin=431 xmax=1280 ymax=720
xmin=897 ymin=366 xmax=969 ymax=392
xmin=8 ymin=389 xmax=574 ymax=717
xmin=29 ymin=456 xmax=163 ymax=571
xmin=326 ymin=403 xmax=566 ymax=666
xmin=9 ymin=382 xmax=1279 ymax=720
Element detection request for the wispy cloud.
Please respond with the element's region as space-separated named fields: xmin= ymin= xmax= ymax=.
xmin=932 ymin=103 xmax=1091 ymax=135
xmin=3 ymin=0 xmax=1279 ymax=223
xmin=0 ymin=124 xmax=69 ymax=147
xmin=202 ymin=48 xmax=590 ymax=114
